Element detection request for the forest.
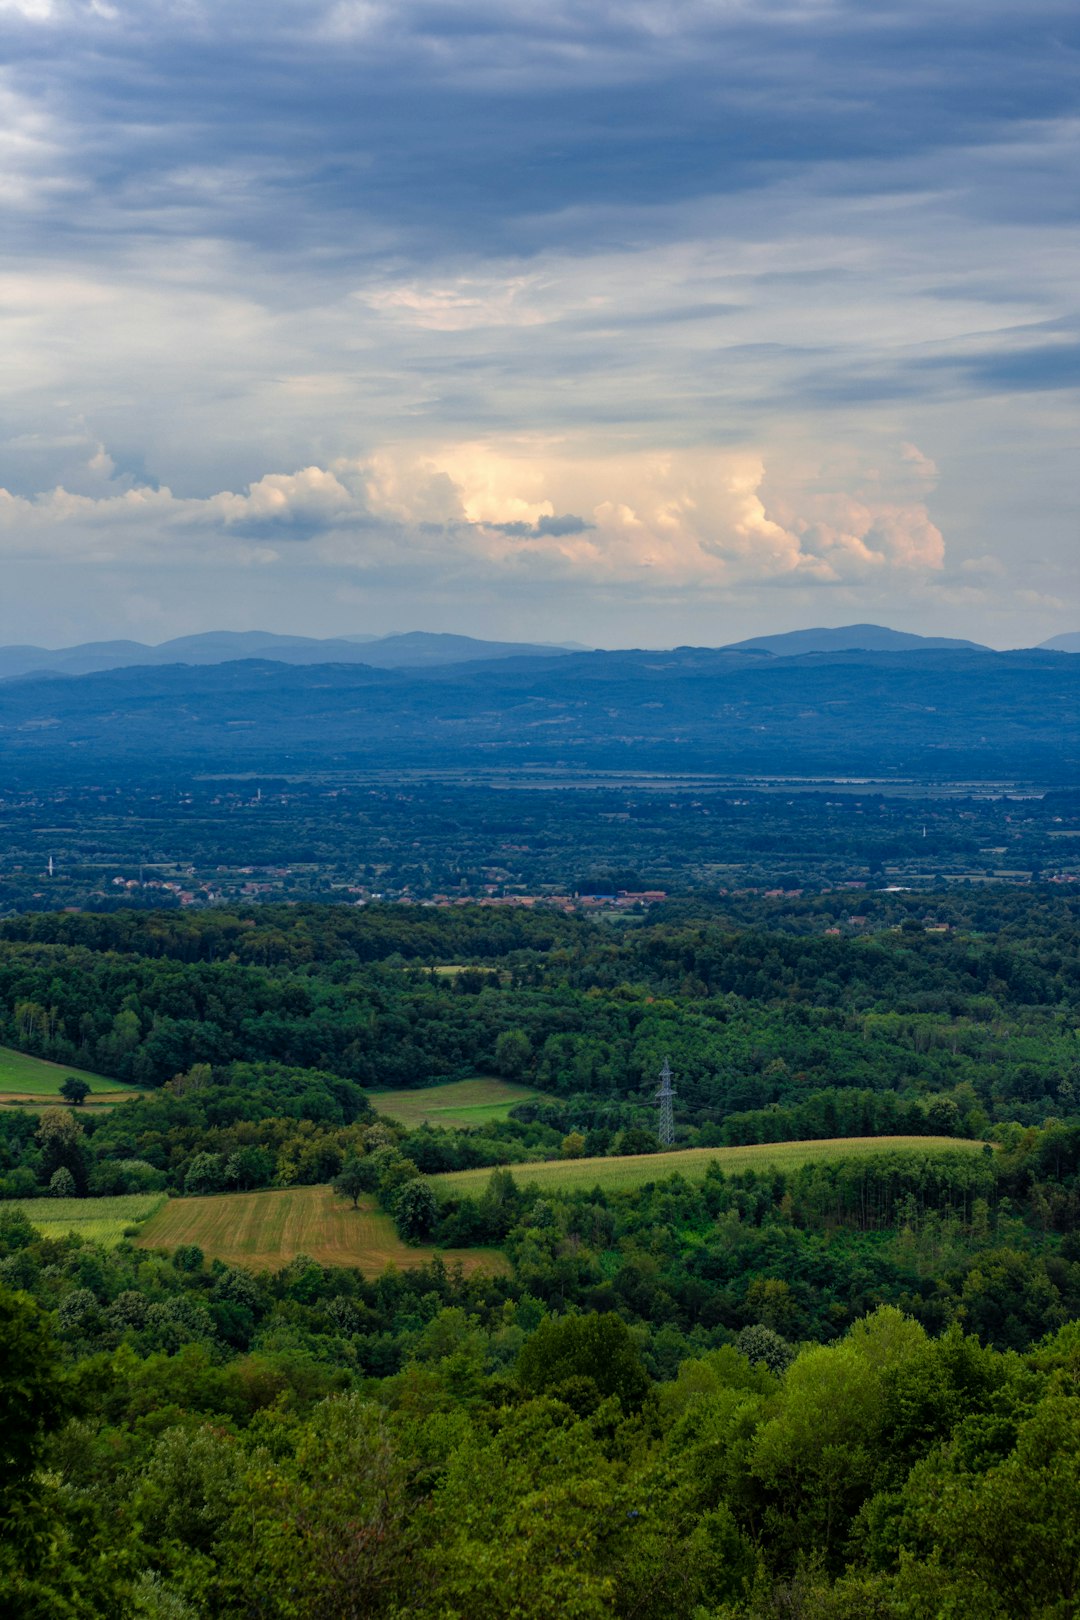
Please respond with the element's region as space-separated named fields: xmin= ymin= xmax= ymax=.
xmin=3 ymin=891 xmax=1080 ymax=1615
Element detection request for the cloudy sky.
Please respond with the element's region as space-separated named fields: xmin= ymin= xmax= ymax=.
xmin=0 ymin=0 xmax=1077 ymax=649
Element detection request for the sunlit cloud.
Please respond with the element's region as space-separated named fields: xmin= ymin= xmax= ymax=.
xmin=0 ymin=0 xmax=1074 ymax=645
xmin=0 ymin=435 xmax=946 ymax=607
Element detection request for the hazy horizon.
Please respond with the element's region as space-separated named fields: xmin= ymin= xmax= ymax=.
xmin=0 ymin=619 xmax=1067 ymax=658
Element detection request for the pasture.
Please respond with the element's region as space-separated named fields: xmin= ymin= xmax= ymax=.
xmin=11 ymin=1192 xmax=166 ymax=1246
xmin=136 ymin=1184 xmax=508 ymax=1275
xmin=0 ymin=1044 xmax=137 ymax=1110
xmin=370 ymin=1075 xmax=551 ymax=1129
xmin=431 ymin=1135 xmax=989 ymax=1198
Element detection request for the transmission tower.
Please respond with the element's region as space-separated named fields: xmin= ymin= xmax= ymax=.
xmin=655 ymin=1058 xmax=676 ymax=1146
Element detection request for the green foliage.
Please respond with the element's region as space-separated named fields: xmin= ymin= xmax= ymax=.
xmin=0 ymin=1285 xmax=133 ymax=1617
xmin=394 ymin=1178 xmax=438 ymax=1242
xmin=332 ymin=1156 xmax=374 ymax=1208
xmin=494 ymin=1027 xmax=533 ymax=1078
xmin=0 ymin=897 xmax=1079 ymax=1613
xmin=735 ymin=1323 xmax=795 ymax=1376
xmin=518 ymin=1312 xmax=650 ymax=1413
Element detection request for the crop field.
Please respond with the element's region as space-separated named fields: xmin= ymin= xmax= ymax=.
xmin=431 ymin=1135 xmax=989 ymax=1198
xmin=0 ymin=1044 xmax=136 ymax=1110
xmin=370 ymin=1075 xmax=552 ymax=1128
xmin=12 ymin=1192 xmax=166 ymax=1246
xmin=136 ymin=1184 xmax=508 ymax=1275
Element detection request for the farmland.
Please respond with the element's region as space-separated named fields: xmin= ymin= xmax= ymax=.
xmin=431 ymin=1134 xmax=989 ymax=1198
xmin=0 ymin=1044 xmax=137 ymax=1110
xmin=369 ymin=1075 xmax=551 ymax=1129
xmin=136 ymin=1184 xmax=508 ymax=1274
xmin=12 ymin=1192 xmax=166 ymax=1245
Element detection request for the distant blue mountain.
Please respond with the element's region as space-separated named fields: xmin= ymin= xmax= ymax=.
xmin=0 ymin=629 xmax=583 ymax=682
xmin=0 ymin=643 xmax=1076 ymax=787
xmin=720 ymin=624 xmax=989 ymax=655
xmin=1039 ymin=633 xmax=1080 ymax=652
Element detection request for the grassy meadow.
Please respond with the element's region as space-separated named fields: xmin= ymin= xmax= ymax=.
xmin=431 ymin=1134 xmax=989 ymax=1198
xmin=370 ymin=1075 xmax=551 ymax=1129
xmin=12 ymin=1192 xmax=166 ymax=1246
xmin=136 ymin=1184 xmax=508 ymax=1275
xmin=0 ymin=1044 xmax=137 ymax=1110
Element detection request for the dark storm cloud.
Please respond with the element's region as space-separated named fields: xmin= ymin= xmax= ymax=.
xmin=3 ymin=0 xmax=1077 ymax=267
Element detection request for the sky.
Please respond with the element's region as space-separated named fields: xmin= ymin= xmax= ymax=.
xmin=0 ymin=0 xmax=1077 ymax=651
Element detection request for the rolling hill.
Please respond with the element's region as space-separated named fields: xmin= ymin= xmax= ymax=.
xmin=0 ymin=644 xmax=1076 ymax=785
xmin=720 ymin=623 xmax=989 ymax=655
xmin=0 ymin=629 xmax=582 ymax=682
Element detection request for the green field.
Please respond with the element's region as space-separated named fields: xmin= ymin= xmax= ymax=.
xmin=0 ymin=1044 xmax=135 ymax=1109
xmin=136 ymin=1184 xmax=508 ymax=1275
xmin=431 ymin=1135 xmax=989 ymax=1198
xmin=12 ymin=1192 xmax=166 ymax=1246
xmin=370 ymin=1075 xmax=552 ymax=1128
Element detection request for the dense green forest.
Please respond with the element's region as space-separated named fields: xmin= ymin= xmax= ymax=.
xmin=4 ymin=892 xmax=1080 ymax=1615
xmin=5 ymin=1132 xmax=1080 ymax=1616
xmin=2 ymin=894 xmax=1080 ymax=1205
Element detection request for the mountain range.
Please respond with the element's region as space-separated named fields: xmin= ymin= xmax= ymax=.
xmin=1 ymin=623 xmax=1076 ymax=685
xmin=720 ymin=624 xmax=991 ymax=655
xmin=0 ymin=629 xmax=586 ymax=682
xmin=1 ymin=639 xmax=1077 ymax=786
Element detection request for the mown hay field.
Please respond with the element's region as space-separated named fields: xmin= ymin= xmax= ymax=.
xmin=0 ymin=1044 xmax=137 ymax=1110
xmin=431 ymin=1135 xmax=989 ymax=1198
xmin=136 ymin=1184 xmax=508 ymax=1275
xmin=370 ymin=1075 xmax=551 ymax=1129
xmin=12 ymin=1192 xmax=166 ymax=1245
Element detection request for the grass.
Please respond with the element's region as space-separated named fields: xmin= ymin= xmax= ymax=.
xmin=136 ymin=1184 xmax=508 ymax=1275
xmin=0 ymin=1044 xmax=135 ymax=1109
xmin=431 ymin=1135 xmax=989 ymax=1198
xmin=11 ymin=1192 xmax=166 ymax=1246
xmin=370 ymin=1075 xmax=553 ymax=1129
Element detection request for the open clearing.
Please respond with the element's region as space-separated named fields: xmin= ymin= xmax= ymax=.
xmin=370 ymin=1075 xmax=552 ymax=1129
xmin=12 ymin=1192 xmax=166 ymax=1245
xmin=0 ymin=1045 xmax=136 ymax=1110
xmin=136 ymin=1184 xmax=508 ymax=1275
xmin=431 ymin=1135 xmax=988 ymax=1198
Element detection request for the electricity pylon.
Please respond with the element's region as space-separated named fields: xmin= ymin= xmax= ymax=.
xmin=656 ymin=1058 xmax=676 ymax=1146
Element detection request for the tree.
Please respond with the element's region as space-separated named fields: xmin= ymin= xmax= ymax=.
xmin=333 ymin=1157 xmax=374 ymax=1209
xmin=0 ymin=1287 xmax=67 ymax=1501
xmin=616 ymin=1126 xmax=657 ymax=1156
xmin=517 ymin=1312 xmax=650 ymax=1413
xmin=494 ymin=1028 xmax=532 ymax=1079
xmin=35 ymin=1107 xmax=87 ymax=1192
xmin=736 ymin=1323 xmax=795 ymax=1375
xmin=59 ymin=1077 xmax=90 ymax=1107
xmin=184 ymin=1152 xmax=225 ymax=1196
xmin=561 ymin=1132 xmax=586 ymax=1159
xmin=0 ymin=1287 xmax=132 ymax=1615
xmin=927 ymin=1096 xmax=961 ymax=1135
xmin=35 ymin=1107 xmax=83 ymax=1156
xmin=394 ymin=1179 xmax=438 ymax=1242
xmin=47 ymin=1167 xmax=76 ymax=1199
xmin=217 ymin=1395 xmax=413 ymax=1619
